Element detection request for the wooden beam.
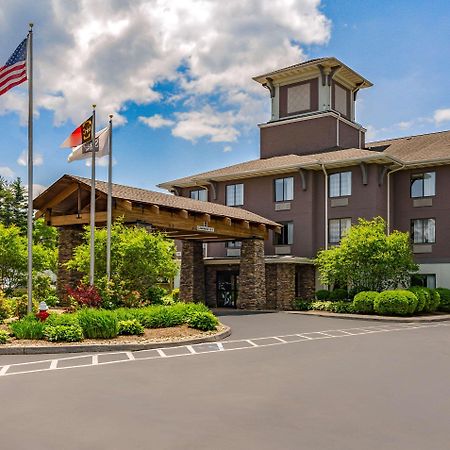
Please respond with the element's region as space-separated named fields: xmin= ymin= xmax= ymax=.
xmin=201 ymin=213 xmax=211 ymax=223
xmin=118 ymin=199 xmax=133 ymax=211
xmin=179 ymin=209 xmax=189 ymax=219
xmin=223 ymin=217 xmax=232 ymax=226
xmin=35 ymin=183 xmax=78 ymax=219
xmin=242 ymin=220 xmax=250 ymax=229
xmin=150 ymin=205 xmax=160 ymax=214
xmin=50 ymin=211 xmax=108 ymax=226
xmin=258 ymin=223 xmax=266 ymax=232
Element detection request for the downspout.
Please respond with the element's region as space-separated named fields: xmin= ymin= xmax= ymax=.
xmin=321 ymin=164 xmax=328 ymax=249
xmin=335 ymin=112 xmax=341 ymax=147
xmin=386 ymin=165 xmax=405 ymax=235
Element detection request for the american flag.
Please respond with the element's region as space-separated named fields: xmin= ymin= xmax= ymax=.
xmin=0 ymin=38 xmax=28 ymax=96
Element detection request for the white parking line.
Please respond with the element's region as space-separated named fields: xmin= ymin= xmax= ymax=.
xmin=0 ymin=322 xmax=447 ymax=378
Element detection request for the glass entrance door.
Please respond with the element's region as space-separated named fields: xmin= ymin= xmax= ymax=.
xmin=216 ymin=271 xmax=238 ymax=308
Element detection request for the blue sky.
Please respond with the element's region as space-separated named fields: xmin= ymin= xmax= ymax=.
xmin=0 ymin=0 xmax=449 ymax=195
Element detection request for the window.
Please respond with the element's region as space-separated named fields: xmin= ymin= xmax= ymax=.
xmin=411 ymin=218 xmax=435 ymax=244
xmin=226 ymin=184 xmax=244 ymax=206
xmin=287 ymin=83 xmax=310 ymax=114
xmin=334 ymin=83 xmax=348 ymax=116
xmin=329 ymin=172 xmax=351 ymax=198
xmin=225 ymin=241 xmax=242 ymax=249
xmin=274 ymin=177 xmax=294 ymax=202
xmin=411 ymin=274 xmax=436 ymax=289
xmin=274 ymin=222 xmax=294 ymax=245
xmin=329 ymin=218 xmax=351 ymax=244
xmin=411 ymin=172 xmax=435 ymax=198
xmin=190 ymin=189 xmax=207 ymax=201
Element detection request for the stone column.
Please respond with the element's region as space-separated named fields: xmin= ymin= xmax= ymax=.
xmin=57 ymin=226 xmax=84 ymax=304
xmin=179 ymin=240 xmax=205 ymax=303
xmin=238 ymin=238 xmax=266 ymax=309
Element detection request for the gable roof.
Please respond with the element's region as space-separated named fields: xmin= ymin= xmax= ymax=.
xmin=34 ymin=174 xmax=280 ymax=228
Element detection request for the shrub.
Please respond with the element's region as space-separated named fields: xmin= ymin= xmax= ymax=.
xmin=328 ymin=301 xmax=355 ymax=314
xmin=77 ymin=309 xmax=118 ymax=339
xmin=374 ymin=290 xmax=417 ymax=316
xmin=315 ymin=290 xmax=330 ymax=300
xmin=67 ymin=284 xmax=102 ymax=308
xmin=293 ymin=298 xmax=312 ymax=310
xmin=33 ymin=274 xmax=55 ymax=302
xmin=408 ymin=287 xmax=427 ymax=313
xmin=146 ymin=286 xmax=168 ymax=305
xmin=353 ymin=291 xmax=379 ymax=314
xmin=0 ymin=329 xmax=9 ymax=344
xmin=45 ymin=313 xmax=79 ymax=327
xmin=138 ymin=305 xmax=185 ymax=328
xmin=310 ymin=301 xmax=332 ymax=311
xmin=435 ymin=288 xmax=450 ymax=312
xmin=171 ymin=288 xmax=180 ymax=302
xmin=118 ymin=319 xmax=145 ymax=336
xmin=45 ymin=294 xmax=59 ymax=307
xmin=329 ymin=288 xmax=348 ymax=301
xmin=9 ymin=315 xmax=45 ymax=339
xmin=44 ymin=325 xmax=84 ymax=342
xmin=9 ymin=295 xmax=38 ymax=318
xmin=425 ymin=289 xmax=440 ymax=313
xmin=188 ymin=311 xmax=219 ymax=331
xmin=0 ymin=291 xmax=12 ymax=322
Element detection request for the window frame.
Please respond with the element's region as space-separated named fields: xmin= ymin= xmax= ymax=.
xmin=189 ymin=188 xmax=208 ymax=202
xmin=329 ymin=171 xmax=352 ymax=198
xmin=410 ymin=218 xmax=436 ymax=244
xmin=274 ymin=221 xmax=294 ymax=246
xmin=411 ymin=273 xmax=436 ymax=289
xmin=225 ymin=240 xmax=242 ymax=249
xmin=274 ymin=176 xmax=294 ymax=202
xmin=225 ymin=183 xmax=244 ymax=207
xmin=410 ymin=172 xmax=436 ymax=198
xmin=328 ymin=217 xmax=352 ymax=244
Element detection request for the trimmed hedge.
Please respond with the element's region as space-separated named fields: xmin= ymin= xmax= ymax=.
xmin=329 ymin=288 xmax=348 ymax=301
xmin=374 ymin=290 xmax=418 ymax=316
xmin=353 ymin=291 xmax=379 ymax=314
xmin=408 ymin=287 xmax=427 ymax=313
xmin=424 ymin=288 xmax=440 ymax=313
xmin=315 ymin=290 xmax=330 ymax=300
xmin=435 ymin=288 xmax=450 ymax=312
xmin=44 ymin=325 xmax=84 ymax=342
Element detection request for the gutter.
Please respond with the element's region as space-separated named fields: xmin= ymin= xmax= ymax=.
xmin=321 ymin=164 xmax=329 ymax=250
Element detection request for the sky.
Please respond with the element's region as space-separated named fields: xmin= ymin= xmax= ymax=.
xmin=0 ymin=0 xmax=449 ymax=195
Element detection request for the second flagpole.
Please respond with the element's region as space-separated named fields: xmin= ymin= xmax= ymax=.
xmin=106 ymin=114 xmax=113 ymax=281
xmin=89 ymin=105 xmax=96 ymax=286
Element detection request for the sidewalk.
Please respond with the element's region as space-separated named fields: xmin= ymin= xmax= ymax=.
xmin=287 ymin=311 xmax=450 ymax=322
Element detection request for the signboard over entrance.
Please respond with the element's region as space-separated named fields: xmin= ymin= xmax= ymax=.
xmin=196 ymin=225 xmax=215 ymax=233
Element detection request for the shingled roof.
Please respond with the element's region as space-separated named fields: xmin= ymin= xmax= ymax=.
xmin=34 ymin=174 xmax=279 ymax=228
xmin=159 ymin=130 xmax=450 ymax=189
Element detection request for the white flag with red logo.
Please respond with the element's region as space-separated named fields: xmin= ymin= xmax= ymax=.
xmin=67 ymin=127 xmax=109 ymax=162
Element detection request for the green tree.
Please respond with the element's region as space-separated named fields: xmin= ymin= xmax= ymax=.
xmin=66 ymin=221 xmax=179 ymax=297
xmin=0 ymin=223 xmax=55 ymax=293
xmin=316 ymin=217 xmax=418 ymax=293
xmin=0 ymin=177 xmax=27 ymax=231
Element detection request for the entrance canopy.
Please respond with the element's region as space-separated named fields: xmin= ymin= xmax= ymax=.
xmin=34 ymin=174 xmax=281 ymax=241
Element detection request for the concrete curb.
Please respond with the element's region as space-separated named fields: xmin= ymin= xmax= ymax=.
xmin=0 ymin=326 xmax=231 ymax=355
xmin=286 ymin=311 xmax=450 ymax=322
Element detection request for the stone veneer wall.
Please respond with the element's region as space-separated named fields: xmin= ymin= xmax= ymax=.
xmin=179 ymin=240 xmax=205 ymax=302
xmin=266 ymin=263 xmax=296 ymax=310
xmin=296 ymin=264 xmax=316 ymax=300
xmin=57 ymin=227 xmax=84 ymax=304
xmin=238 ymin=239 xmax=266 ymax=309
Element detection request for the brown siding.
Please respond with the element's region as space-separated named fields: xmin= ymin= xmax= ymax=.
xmin=392 ymin=166 xmax=450 ymax=263
xmin=332 ymin=80 xmax=351 ymax=120
xmin=260 ymin=115 xmax=361 ymax=159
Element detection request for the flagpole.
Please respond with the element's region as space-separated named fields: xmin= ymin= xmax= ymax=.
xmin=106 ymin=114 xmax=113 ymax=281
xmin=89 ymin=105 xmax=96 ymax=286
xmin=27 ymin=23 xmax=34 ymax=314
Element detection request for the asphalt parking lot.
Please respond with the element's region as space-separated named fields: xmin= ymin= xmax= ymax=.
xmin=0 ymin=312 xmax=448 ymax=450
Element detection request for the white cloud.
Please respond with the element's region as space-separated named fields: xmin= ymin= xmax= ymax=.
xmin=85 ymin=155 xmax=117 ymax=167
xmin=0 ymin=166 xmax=14 ymax=178
xmin=172 ymin=107 xmax=240 ymax=143
xmin=434 ymin=109 xmax=450 ymax=124
xmin=0 ymin=0 xmax=331 ymax=132
xmin=223 ymin=145 xmax=232 ymax=152
xmin=17 ymin=150 xmax=44 ymax=166
xmin=138 ymin=114 xmax=175 ymax=128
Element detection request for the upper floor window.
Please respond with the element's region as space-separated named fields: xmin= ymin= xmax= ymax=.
xmin=411 ymin=218 xmax=435 ymax=244
xmin=190 ymin=189 xmax=207 ymax=202
xmin=274 ymin=222 xmax=294 ymax=246
xmin=226 ymin=184 xmax=244 ymax=206
xmin=274 ymin=177 xmax=294 ymax=202
xmin=329 ymin=171 xmax=351 ymax=198
xmin=226 ymin=241 xmax=242 ymax=249
xmin=411 ymin=172 xmax=435 ymax=198
xmin=329 ymin=218 xmax=351 ymax=244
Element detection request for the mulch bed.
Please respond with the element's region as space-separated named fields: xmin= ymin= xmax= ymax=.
xmin=0 ymin=323 xmax=227 ymax=348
